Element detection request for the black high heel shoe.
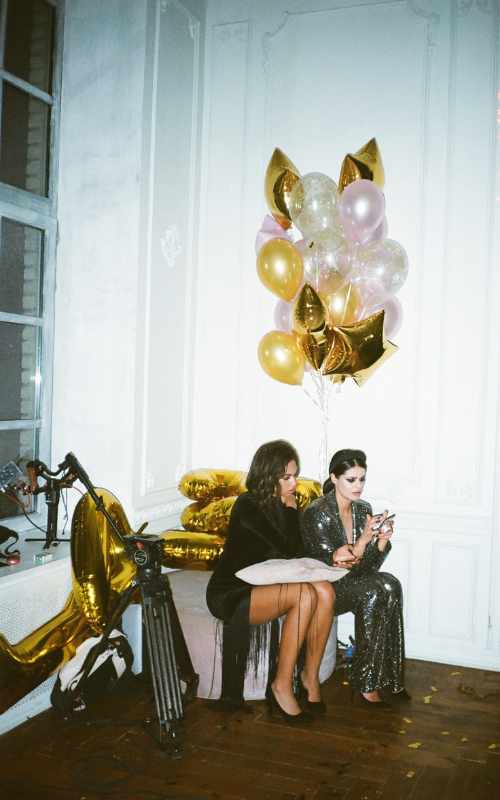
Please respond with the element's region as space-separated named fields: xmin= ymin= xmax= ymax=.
xmin=389 ymin=688 xmax=412 ymax=702
xmin=297 ymin=672 xmax=327 ymax=714
xmin=350 ymin=688 xmax=393 ymax=710
xmin=266 ymin=685 xmax=315 ymax=724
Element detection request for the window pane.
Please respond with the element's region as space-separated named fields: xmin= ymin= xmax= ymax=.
xmin=0 ymin=427 xmax=37 ymax=519
xmin=4 ymin=0 xmax=55 ymax=94
xmin=0 ymin=82 xmax=50 ymax=196
xmin=0 ymin=322 xmax=40 ymax=420
xmin=0 ymin=218 xmax=43 ymax=316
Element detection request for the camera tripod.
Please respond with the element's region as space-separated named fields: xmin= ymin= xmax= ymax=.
xmin=51 ymin=452 xmax=199 ymax=758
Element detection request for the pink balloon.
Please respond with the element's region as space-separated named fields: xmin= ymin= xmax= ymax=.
xmin=338 ymin=180 xmax=385 ymax=244
xmin=359 ymin=215 xmax=388 ymax=248
xmin=294 ymin=238 xmax=308 ymax=255
xmin=255 ymin=214 xmax=292 ymax=254
xmin=360 ymin=296 xmax=404 ymax=339
xmin=274 ymin=298 xmax=294 ymax=334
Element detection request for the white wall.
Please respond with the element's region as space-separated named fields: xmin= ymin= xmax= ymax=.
xmin=193 ymin=0 xmax=500 ymax=670
xmin=53 ymin=0 xmax=205 ymax=531
xmin=51 ymin=0 xmax=500 ymax=671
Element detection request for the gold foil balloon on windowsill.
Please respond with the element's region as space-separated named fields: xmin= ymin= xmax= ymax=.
xmin=265 ymin=147 xmax=301 ymax=229
xmin=71 ymin=488 xmax=137 ymax=632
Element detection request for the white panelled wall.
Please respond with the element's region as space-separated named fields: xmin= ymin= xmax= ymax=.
xmin=193 ymin=0 xmax=500 ymax=671
xmin=44 ymin=0 xmax=498 ymax=685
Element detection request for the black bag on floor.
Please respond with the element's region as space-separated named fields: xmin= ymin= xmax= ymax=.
xmin=50 ymin=629 xmax=134 ymax=714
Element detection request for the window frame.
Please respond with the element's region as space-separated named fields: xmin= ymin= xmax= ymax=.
xmin=0 ymin=0 xmax=64 ymax=531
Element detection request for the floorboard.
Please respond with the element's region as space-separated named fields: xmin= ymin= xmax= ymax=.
xmin=1 ymin=659 xmax=499 ymax=800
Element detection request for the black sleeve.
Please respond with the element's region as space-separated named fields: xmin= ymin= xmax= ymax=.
xmin=238 ymin=495 xmax=302 ymax=558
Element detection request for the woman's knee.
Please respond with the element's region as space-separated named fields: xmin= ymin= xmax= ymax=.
xmin=312 ymin=580 xmax=336 ymax=608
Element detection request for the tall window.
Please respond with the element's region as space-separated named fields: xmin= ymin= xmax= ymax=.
xmin=0 ymin=0 xmax=61 ymax=523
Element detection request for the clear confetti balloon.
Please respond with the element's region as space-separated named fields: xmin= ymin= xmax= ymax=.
xmin=302 ymin=229 xmax=357 ymax=297
xmin=289 ymin=172 xmax=340 ymax=238
xmin=353 ymin=239 xmax=409 ymax=305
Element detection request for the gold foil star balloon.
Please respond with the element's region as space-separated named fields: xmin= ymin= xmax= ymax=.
xmin=293 ymin=283 xmax=329 ymax=334
xmin=265 ymin=148 xmax=301 ymax=229
xmin=293 ymin=284 xmax=333 ymax=369
xmin=322 ymin=310 xmax=398 ymax=386
xmin=258 ymin=330 xmax=305 ymax=385
xmin=256 ymin=238 xmax=303 ymax=301
xmin=339 ymin=138 xmax=385 ymax=195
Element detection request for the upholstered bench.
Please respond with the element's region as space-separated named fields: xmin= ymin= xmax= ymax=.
xmin=168 ymin=569 xmax=338 ymax=701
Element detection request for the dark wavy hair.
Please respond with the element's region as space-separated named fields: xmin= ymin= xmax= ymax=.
xmin=246 ymin=440 xmax=300 ymax=525
xmin=322 ymin=449 xmax=367 ymax=495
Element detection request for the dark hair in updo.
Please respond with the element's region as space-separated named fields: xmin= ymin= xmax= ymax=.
xmin=246 ymin=440 xmax=300 ymax=525
xmin=322 ymin=449 xmax=367 ymax=495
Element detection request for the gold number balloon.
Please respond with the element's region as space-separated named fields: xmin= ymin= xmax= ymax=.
xmin=321 ymin=282 xmax=362 ymax=328
xmin=265 ymin=147 xmax=301 ymax=229
xmin=179 ymin=469 xmax=247 ymax=502
xmin=322 ymin=310 xmax=398 ymax=386
xmin=339 ymin=138 xmax=385 ymax=195
xmin=258 ymin=330 xmax=305 ymax=385
xmin=256 ymin=238 xmax=304 ymax=302
xmin=160 ymin=531 xmax=225 ymax=570
xmin=71 ymin=489 xmax=137 ymax=632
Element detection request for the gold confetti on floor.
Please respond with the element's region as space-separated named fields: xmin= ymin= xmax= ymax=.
xmin=488 ymin=743 xmax=500 ymax=749
xmin=423 ymin=696 xmax=432 ymax=703
xmin=398 ymin=730 xmax=406 ymax=734
xmin=461 ymin=738 xmax=468 ymax=743
xmin=342 ymin=681 xmax=349 ymax=685
xmin=431 ymin=686 xmax=438 ymax=692
xmin=406 ymin=771 xmax=415 ymax=778
xmin=441 ymin=731 xmax=450 ymax=735
xmin=451 ymin=671 xmax=460 ymax=675
xmin=408 ymin=743 xmax=421 ymax=749
xmin=403 ymin=717 xmax=412 ymax=723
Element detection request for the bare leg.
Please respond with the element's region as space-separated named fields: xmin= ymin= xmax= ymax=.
xmin=249 ymin=582 xmax=318 ymax=715
xmin=300 ymin=581 xmax=335 ymax=702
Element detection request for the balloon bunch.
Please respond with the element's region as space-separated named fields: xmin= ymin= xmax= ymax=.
xmin=255 ymin=140 xmax=408 ymax=390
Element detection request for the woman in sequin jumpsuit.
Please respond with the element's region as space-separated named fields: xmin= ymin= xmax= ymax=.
xmin=302 ymin=449 xmax=409 ymax=708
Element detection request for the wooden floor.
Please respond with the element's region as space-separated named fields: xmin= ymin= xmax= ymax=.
xmin=1 ymin=659 xmax=499 ymax=800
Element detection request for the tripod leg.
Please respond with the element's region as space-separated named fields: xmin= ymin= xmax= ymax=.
xmin=160 ymin=575 xmax=199 ymax=702
xmin=141 ymin=592 xmax=185 ymax=758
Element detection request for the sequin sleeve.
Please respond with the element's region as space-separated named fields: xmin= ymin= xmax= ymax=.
xmin=301 ymin=496 xmax=346 ymax=566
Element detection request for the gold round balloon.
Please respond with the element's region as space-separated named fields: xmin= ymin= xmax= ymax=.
xmin=293 ymin=284 xmax=329 ymax=334
xmin=321 ymin=282 xmax=362 ymax=327
xmin=71 ymin=489 xmax=137 ymax=632
xmin=160 ymin=531 xmax=225 ymax=570
xmin=256 ymin=238 xmax=304 ymax=302
xmin=0 ymin=592 xmax=92 ymax=715
xmin=258 ymin=330 xmax=305 ymax=385
xmin=179 ymin=469 xmax=247 ymax=501
xmin=265 ymin=147 xmax=301 ymax=229
xmin=338 ymin=138 xmax=385 ymax=194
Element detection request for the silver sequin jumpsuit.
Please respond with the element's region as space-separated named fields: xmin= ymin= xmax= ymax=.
xmin=302 ymin=492 xmax=405 ymax=693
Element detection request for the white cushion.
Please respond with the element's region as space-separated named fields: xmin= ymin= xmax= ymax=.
xmin=236 ymin=557 xmax=348 ymax=585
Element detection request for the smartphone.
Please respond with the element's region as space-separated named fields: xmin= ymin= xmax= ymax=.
xmin=372 ymin=513 xmax=395 ymax=535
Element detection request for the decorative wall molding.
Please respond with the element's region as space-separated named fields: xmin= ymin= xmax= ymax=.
xmin=388 ymin=441 xmax=423 ymax=505
xmin=132 ymin=497 xmax=190 ymax=525
xmin=459 ymin=0 xmax=492 ymax=15
xmin=261 ymin=11 xmax=290 ymax=73
xmin=407 ymin=0 xmax=440 ymax=52
xmin=160 ymin=223 xmax=183 ymax=267
xmin=393 ymin=510 xmax=491 ymax=535
xmin=214 ymin=22 xmax=248 ymax=46
xmin=430 ymin=543 xmax=477 ymax=640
